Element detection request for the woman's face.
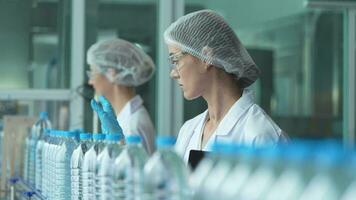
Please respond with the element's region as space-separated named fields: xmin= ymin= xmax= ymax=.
xmin=168 ymin=45 xmax=210 ymax=100
xmin=87 ymin=65 xmax=114 ymax=96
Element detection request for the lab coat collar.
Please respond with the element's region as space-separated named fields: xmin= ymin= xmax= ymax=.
xmin=208 ymin=89 xmax=255 ymax=136
xmin=117 ymin=95 xmax=144 ymax=120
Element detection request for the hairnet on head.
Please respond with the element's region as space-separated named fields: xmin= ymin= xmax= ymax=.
xmin=164 ymin=10 xmax=260 ymax=88
xmin=87 ymin=38 xmax=155 ymax=87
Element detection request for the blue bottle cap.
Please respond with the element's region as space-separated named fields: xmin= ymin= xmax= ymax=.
xmin=211 ymin=142 xmax=235 ymax=153
xmin=93 ymin=133 xmax=105 ymax=140
xmin=80 ymin=133 xmax=92 ymax=140
xmin=66 ymin=131 xmax=77 ymax=138
xmin=39 ymin=112 xmax=48 ymax=119
xmin=50 ymin=130 xmax=63 ymax=137
xmin=44 ymin=128 xmax=51 ymax=135
xmin=126 ymin=135 xmax=142 ymax=144
xmin=156 ymin=135 xmax=176 ymax=148
xmin=105 ymin=134 xmax=121 ymax=141
xmin=312 ymin=139 xmax=345 ymax=166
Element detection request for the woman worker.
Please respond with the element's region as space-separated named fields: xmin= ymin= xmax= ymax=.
xmin=91 ymin=10 xmax=289 ymax=162
xmin=87 ymin=38 xmax=156 ymax=154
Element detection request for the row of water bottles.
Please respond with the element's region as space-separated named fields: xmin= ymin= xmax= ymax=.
xmin=22 ymin=112 xmax=190 ymax=199
xmin=73 ymin=133 xmax=190 ymax=200
xmin=190 ymin=140 xmax=356 ymax=200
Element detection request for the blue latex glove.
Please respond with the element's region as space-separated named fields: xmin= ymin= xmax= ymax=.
xmin=91 ymin=96 xmax=124 ymax=139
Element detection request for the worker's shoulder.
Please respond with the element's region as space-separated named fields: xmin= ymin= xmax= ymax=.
xmin=238 ymin=104 xmax=287 ymax=143
xmin=180 ymin=110 xmax=207 ymax=131
xmin=243 ymin=104 xmax=279 ymax=130
xmin=130 ymin=105 xmax=152 ymax=121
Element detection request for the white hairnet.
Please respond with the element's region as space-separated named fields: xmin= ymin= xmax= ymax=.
xmin=164 ymin=10 xmax=260 ymax=88
xmin=87 ymin=38 xmax=155 ymax=87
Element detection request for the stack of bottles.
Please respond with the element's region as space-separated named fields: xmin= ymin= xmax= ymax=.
xmin=190 ymin=140 xmax=356 ymax=200
xmin=21 ymin=115 xmax=189 ymax=200
xmin=19 ymin=114 xmax=356 ymax=200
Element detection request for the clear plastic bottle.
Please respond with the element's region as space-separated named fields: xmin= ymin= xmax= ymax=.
xmin=143 ymin=135 xmax=190 ymax=200
xmin=48 ymin=130 xmax=65 ymax=200
xmin=298 ymin=141 xmax=347 ymax=200
xmin=216 ymin=146 xmax=261 ymax=200
xmin=95 ymin=134 xmax=123 ymax=200
xmin=340 ymin=153 xmax=356 ymax=200
xmin=71 ymin=133 xmax=93 ymax=200
xmin=82 ymin=133 xmax=105 ymax=200
xmin=53 ymin=130 xmax=78 ymax=200
xmin=34 ymin=112 xmax=52 ymax=191
xmin=237 ymin=147 xmax=284 ymax=200
xmin=264 ymin=142 xmax=314 ymax=200
xmin=41 ymin=129 xmax=56 ymax=198
xmin=191 ymin=143 xmax=236 ymax=200
xmin=112 ymin=135 xmax=148 ymax=199
xmin=24 ymin=112 xmax=51 ymax=186
xmin=23 ymin=132 xmax=31 ymax=182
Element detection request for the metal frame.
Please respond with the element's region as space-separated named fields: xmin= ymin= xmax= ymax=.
xmin=344 ymin=10 xmax=356 ymax=148
xmin=69 ymin=0 xmax=86 ymax=129
xmin=156 ymin=0 xmax=184 ymax=136
xmin=0 ymin=89 xmax=71 ymax=101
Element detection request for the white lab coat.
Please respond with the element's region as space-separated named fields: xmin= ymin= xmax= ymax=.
xmin=117 ymin=95 xmax=155 ymax=154
xmin=175 ymin=89 xmax=289 ymax=163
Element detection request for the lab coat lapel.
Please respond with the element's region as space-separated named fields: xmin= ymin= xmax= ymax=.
xmin=214 ymin=89 xmax=255 ymax=137
xmin=180 ymin=110 xmax=208 ymax=157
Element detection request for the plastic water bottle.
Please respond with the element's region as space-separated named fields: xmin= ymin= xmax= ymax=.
xmin=42 ymin=129 xmax=61 ymax=198
xmin=143 ymin=135 xmax=190 ymax=200
xmin=72 ymin=128 xmax=85 ymax=143
xmin=95 ymin=134 xmax=123 ymax=200
xmin=47 ymin=130 xmax=65 ymax=199
xmin=53 ymin=130 xmax=78 ymax=200
xmin=340 ymin=153 xmax=356 ymax=200
xmin=71 ymin=133 xmax=93 ymax=200
xmin=217 ymin=146 xmax=260 ymax=200
xmin=24 ymin=112 xmax=51 ymax=186
xmin=298 ymin=142 xmax=347 ymax=200
xmin=341 ymin=181 xmax=356 ymax=200
xmin=192 ymin=143 xmax=237 ymax=200
xmin=264 ymin=142 xmax=314 ymax=200
xmin=82 ymin=133 xmax=105 ymax=200
xmin=23 ymin=129 xmax=31 ymax=182
xmin=34 ymin=112 xmax=52 ymax=191
xmin=189 ymin=147 xmax=220 ymax=200
xmin=40 ymin=129 xmax=51 ymax=197
xmin=36 ymin=128 xmax=51 ymax=193
xmin=112 ymin=135 xmax=148 ymax=199
xmin=236 ymin=147 xmax=285 ymax=200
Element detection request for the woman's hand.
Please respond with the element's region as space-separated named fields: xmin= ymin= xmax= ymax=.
xmin=91 ymin=96 xmax=124 ymax=140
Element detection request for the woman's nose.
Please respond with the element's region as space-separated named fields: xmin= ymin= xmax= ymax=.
xmin=88 ymin=78 xmax=94 ymax=85
xmin=170 ymin=69 xmax=179 ymax=79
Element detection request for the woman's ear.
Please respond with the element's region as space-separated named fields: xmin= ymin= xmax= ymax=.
xmin=201 ymin=46 xmax=214 ymax=71
xmin=106 ymin=68 xmax=117 ymax=76
xmin=105 ymin=68 xmax=117 ymax=83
